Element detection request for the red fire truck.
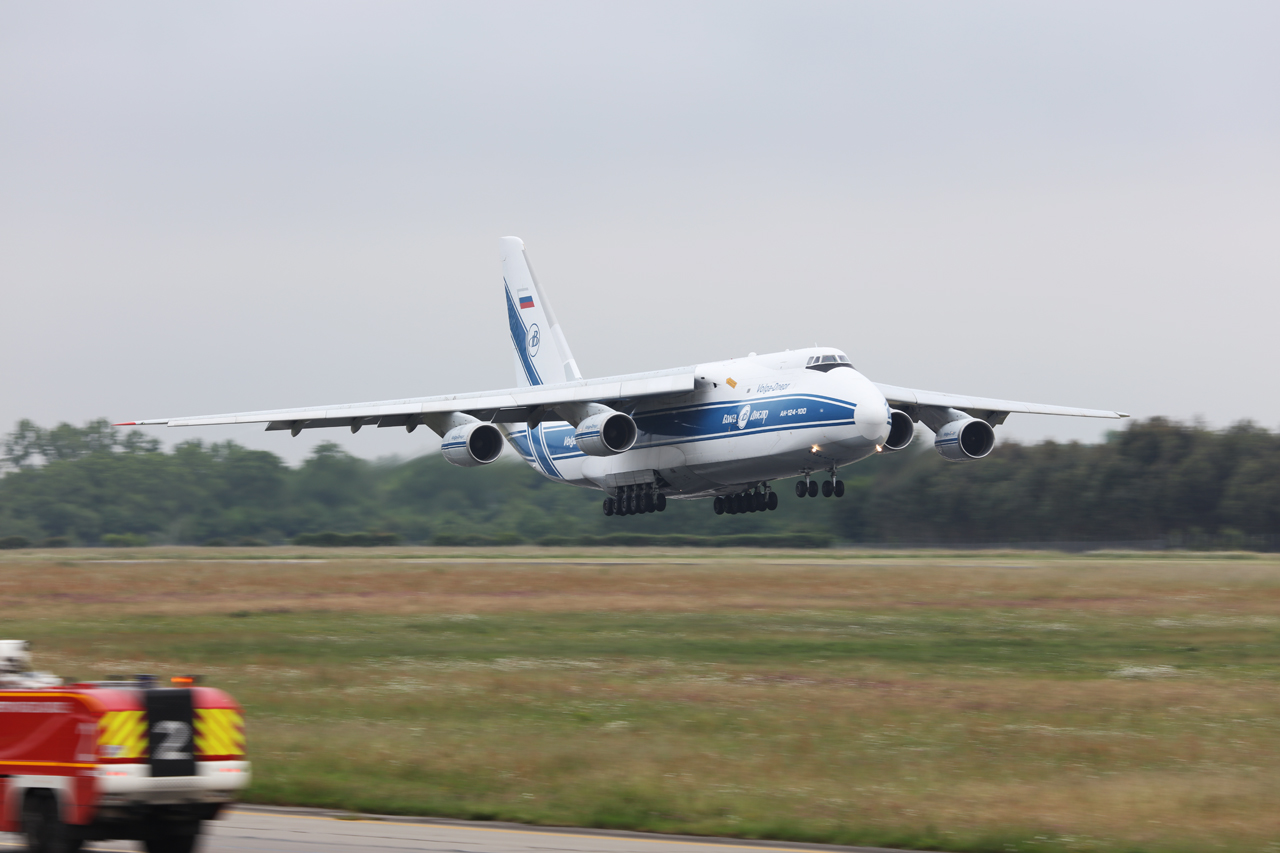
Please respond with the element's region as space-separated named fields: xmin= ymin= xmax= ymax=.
xmin=0 ymin=641 xmax=249 ymax=853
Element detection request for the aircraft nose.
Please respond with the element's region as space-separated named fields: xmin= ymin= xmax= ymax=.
xmin=857 ymin=382 xmax=892 ymax=444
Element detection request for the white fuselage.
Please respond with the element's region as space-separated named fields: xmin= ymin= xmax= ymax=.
xmin=503 ymin=348 xmax=892 ymax=497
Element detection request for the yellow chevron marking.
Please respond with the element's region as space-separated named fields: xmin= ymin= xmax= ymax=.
xmin=98 ymin=710 xmax=147 ymax=759
xmin=195 ymin=709 xmax=245 ymax=757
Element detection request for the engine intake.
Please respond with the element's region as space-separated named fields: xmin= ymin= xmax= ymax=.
xmin=574 ymin=411 xmax=637 ymax=457
xmin=883 ymin=410 xmax=915 ymax=452
xmin=934 ymin=417 xmax=996 ymax=462
xmin=441 ymin=422 xmax=504 ymax=467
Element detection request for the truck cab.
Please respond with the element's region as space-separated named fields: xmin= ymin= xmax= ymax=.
xmin=0 ymin=641 xmax=249 ymax=853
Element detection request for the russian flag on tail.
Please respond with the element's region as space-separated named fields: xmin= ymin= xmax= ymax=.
xmin=519 ymin=293 xmax=535 ymax=309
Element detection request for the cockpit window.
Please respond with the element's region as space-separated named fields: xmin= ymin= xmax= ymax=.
xmin=806 ymin=354 xmax=855 ymax=373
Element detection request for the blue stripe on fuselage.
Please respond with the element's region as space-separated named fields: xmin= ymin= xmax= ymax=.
xmin=515 ymin=424 xmax=562 ymax=478
xmin=508 ymin=394 xmax=860 ymax=466
xmin=633 ymin=394 xmax=856 ymax=444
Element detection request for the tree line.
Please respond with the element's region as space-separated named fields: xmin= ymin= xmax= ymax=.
xmin=1 ymin=417 xmax=1277 ymax=548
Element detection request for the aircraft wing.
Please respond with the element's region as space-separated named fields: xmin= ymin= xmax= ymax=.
xmin=118 ymin=367 xmax=695 ymax=433
xmin=875 ymin=383 xmax=1128 ymax=425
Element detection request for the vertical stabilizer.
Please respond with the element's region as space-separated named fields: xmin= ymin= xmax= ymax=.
xmin=501 ymin=236 xmax=583 ymax=387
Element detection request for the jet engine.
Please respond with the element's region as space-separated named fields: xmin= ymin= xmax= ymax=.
xmin=934 ymin=417 xmax=996 ymax=462
xmin=441 ymin=422 xmax=504 ymax=467
xmin=574 ymin=410 xmax=638 ymax=457
xmin=882 ymin=409 xmax=915 ymax=452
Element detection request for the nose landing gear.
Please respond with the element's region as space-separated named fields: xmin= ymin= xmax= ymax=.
xmin=796 ymin=471 xmax=844 ymax=499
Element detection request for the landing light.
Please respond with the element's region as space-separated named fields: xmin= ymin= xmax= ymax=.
xmin=810 ymin=445 xmax=819 ymax=453
xmin=876 ymin=445 xmax=883 ymax=452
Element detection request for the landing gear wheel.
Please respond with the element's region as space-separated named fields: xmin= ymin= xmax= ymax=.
xmin=822 ymin=480 xmax=834 ymax=498
xmin=603 ymin=498 xmax=614 ymax=516
xmin=795 ymin=481 xmax=807 ymax=498
xmin=807 ymin=480 xmax=819 ymax=498
xmin=834 ymin=479 xmax=845 ymax=498
xmin=714 ymin=496 xmax=725 ymax=515
xmin=642 ymin=493 xmax=653 ymax=513
xmin=754 ymin=492 xmax=766 ymax=512
xmin=767 ymin=491 xmax=779 ymax=511
xmin=655 ymin=493 xmax=667 ymax=512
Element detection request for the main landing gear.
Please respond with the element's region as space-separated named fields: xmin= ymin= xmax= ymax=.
xmin=713 ymin=485 xmax=779 ymax=515
xmin=604 ymin=484 xmax=666 ymax=517
xmin=795 ymin=471 xmax=844 ymax=499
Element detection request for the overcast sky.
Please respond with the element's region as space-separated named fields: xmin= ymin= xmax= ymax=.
xmin=2 ymin=2 xmax=1277 ymax=465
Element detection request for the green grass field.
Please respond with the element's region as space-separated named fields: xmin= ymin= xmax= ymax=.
xmin=4 ymin=548 xmax=1279 ymax=853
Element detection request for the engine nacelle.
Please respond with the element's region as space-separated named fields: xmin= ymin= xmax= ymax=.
xmin=440 ymin=422 xmax=504 ymax=467
xmin=882 ymin=410 xmax=915 ymax=452
xmin=574 ymin=411 xmax=637 ymax=457
xmin=934 ymin=417 xmax=996 ymax=462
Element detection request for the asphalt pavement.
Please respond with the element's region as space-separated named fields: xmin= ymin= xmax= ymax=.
xmin=1 ymin=804 xmax=915 ymax=853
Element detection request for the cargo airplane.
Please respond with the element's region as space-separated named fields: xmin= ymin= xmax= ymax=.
xmin=121 ymin=237 xmax=1127 ymax=517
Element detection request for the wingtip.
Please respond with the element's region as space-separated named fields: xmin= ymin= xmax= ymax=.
xmin=113 ymin=421 xmax=137 ymax=426
xmin=1117 ymin=412 xmax=1131 ymax=418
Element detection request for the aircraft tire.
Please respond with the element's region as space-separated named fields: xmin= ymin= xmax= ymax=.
xmin=834 ymin=479 xmax=845 ymax=498
xmin=714 ymin=496 xmax=724 ymax=515
xmin=603 ymin=498 xmax=614 ymax=516
xmin=795 ymin=481 xmax=806 ymax=498
xmin=822 ymin=480 xmax=834 ymax=498
xmin=754 ymin=492 xmax=765 ymax=512
xmin=644 ymin=493 xmax=655 ymax=513
xmin=767 ymin=491 xmax=779 ymax=511
xmin=808 ymin=480 xmax=819 ymax=498
xmin=656 ymin=493 xmax=667 ymax=512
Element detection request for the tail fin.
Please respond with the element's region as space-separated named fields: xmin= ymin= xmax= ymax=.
xmin=501 ymin=236 xmax=583 ymax=387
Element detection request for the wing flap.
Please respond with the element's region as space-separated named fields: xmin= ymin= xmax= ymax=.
xmin=876 ymin=383 xmax=1128 ymax=420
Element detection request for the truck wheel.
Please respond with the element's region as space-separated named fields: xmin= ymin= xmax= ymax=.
xmin=143 ymin=824 xmax=200 ymax=853
xmin=22 ymin=792 xmax=82 ymax=853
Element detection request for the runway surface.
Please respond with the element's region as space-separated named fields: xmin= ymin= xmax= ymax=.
xmin=1 ymin=804 xmax=913 ymax=853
